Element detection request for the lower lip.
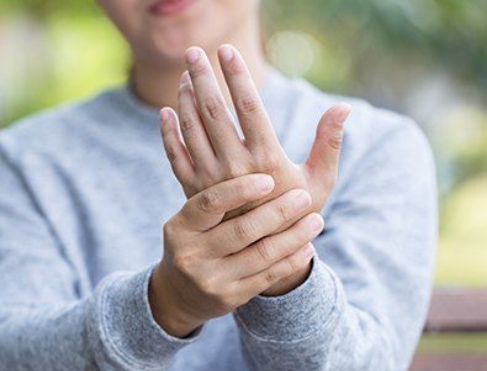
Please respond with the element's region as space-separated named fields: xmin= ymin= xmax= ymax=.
xmin=149 ymin=0 xmax=197 ymax=16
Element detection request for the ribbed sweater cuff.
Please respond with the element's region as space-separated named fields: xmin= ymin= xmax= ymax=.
xmin=91 ymin=265 xmax=204 ymax=370
xmin=234 ymin=257 xmax=342 ymax=343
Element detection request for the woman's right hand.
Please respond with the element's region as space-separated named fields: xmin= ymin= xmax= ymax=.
xmin=148 ymin=173 xmax=324 ymax=338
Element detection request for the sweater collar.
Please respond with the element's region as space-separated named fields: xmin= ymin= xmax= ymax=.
xmin=116 ymin=66 xmax=285 ymax=124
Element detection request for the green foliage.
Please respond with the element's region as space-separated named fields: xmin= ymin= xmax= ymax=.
xmin=0 ymin=5 xmax=127 ymax=126
xmin=0 ymin=0 xmax=100 ymax=18
xmin=266 ymin=0 xmax=487 ymax=89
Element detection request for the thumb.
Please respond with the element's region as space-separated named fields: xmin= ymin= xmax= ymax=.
xmin=304 ymin=103 xmax=351 ymax=185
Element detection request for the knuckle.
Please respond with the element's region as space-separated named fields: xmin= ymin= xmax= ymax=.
xmin=263 ymin=268 xmax=278 ymax=286
xmin=233 ymin=218 xmax=256 ymax=241
xmin=191 ymin=63 xmax=208 ymax=78
xmin=276 ymin=202 xmax=292 ymax=222
xmin=228 ymin=59 xmax=247 ymax=74
xmin=180 ymin=115 xmax=198 ymax=134
xmin=199 ymin=190 xmax=221 ymax=213
xmin=254 ymin=238 xmax=275 ymax=264
xmin=173 ymin=251 xmax=197 ymax=271
xmin=202 ymin=97 xmax=225 ymax=120
xmin=165 ymin=145 xmax=178 ymax=164
xmin=286 ymin=254 xmax=302 ymax=274
xmin=178 ymin=81 xmax=191 ymax=94
xmin=236 ymin=96 xmax=260 ymax=115
xmin=327 ymin=132 xmax=343 ymax=151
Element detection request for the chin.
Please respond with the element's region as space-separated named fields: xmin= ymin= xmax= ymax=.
xmin=138 ymin=29 xmax=223 ymax=68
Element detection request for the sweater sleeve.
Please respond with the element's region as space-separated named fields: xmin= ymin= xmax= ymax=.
xmin=233 ymin=121 xmax=438 ymax=371
xmin=0 ymin=147 xmax=204 ymax=371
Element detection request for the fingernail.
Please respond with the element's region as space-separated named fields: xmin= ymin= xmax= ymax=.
xmin=303 ymin=244 xmax=314 ymax=260
xmin=219 ymin=45 xmax=234 ymax=63
xmin=185 ymin=47 xmax=201 ymax=64
xmin=306 ymin=214 xmax=324 ymax=232
xmin=160 ymin=107 xmax=171 ymax=122
xmin=256 ymin=175 xmax=274 ymax=193
xmin=294 ymin=191 xmax=312 ymax=212
xmin=336 ymin=103 xmax=352 ymax=123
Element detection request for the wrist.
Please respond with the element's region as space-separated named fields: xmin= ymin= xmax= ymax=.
xmin=261 ymin=262 xmax=313 ymax=297
xmin=149 ymin=263 xmax=202 ymax=338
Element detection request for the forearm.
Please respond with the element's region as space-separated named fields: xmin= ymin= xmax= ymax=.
xmin=233 ymin=258 xmax=341 ymax=371
xmin=0 ymin=301 xmax=96 ymax=371
xmin=233 ymin=258 xmax=428 ymax=371
xmin=0 ymin=266 xmax=202 ymax=371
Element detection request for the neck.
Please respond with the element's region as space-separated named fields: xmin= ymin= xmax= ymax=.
xmin=130 ymin=15 xmax=270 ymax=111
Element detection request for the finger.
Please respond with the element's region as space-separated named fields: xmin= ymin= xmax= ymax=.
xmin=218 ymin=44 xmax=281 ymax=152
xmin=185 ymin=46 xmax=246 ymax=161
xmin=178 ymin=71 xmax=218 ymax=172
xmin=203 ymin=189 xmax=313 ymax=258
xmin=222 ymin=213 xmax=323 ymax=280
xmin=305 ymin=103 xmax=351 ymax=184
xmin=179 ymin=173 xmax=275 ymax=232
xmin=238 ymin=243 xmax=315 ymax=298
xmin=160 ymin=107 xmax=195 ymax=185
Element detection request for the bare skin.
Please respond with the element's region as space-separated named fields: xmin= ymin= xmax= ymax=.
xmin=160 ymin=45 xmax=350 ymax=297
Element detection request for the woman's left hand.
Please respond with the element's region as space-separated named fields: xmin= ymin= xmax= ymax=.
xmin=160 ymin=44 xmax=351 ymax=296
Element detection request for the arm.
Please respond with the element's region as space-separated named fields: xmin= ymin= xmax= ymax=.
xmin=0 ymin=147 xmax=203 ymax=371
xmin=159 ymin=44 xmax=436 ymax=370
xmin=0 ymin=148 xmax=319 ymax=370
xmin=233 ymin=123 xmax=437 ymax=371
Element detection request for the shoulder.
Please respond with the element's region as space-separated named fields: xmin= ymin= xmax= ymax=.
xmin=289 ymin=75 xmax=427 ymax=147
xmin=0 ymin=87 xmax=123 ymax=161
xmin=273 ymin=72 xmax=434 ymax=178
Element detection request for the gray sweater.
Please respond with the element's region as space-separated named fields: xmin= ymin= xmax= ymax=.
xmin=0 ymin=68 xmax=437 ymax=371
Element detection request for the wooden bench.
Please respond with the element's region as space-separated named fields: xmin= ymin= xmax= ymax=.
xmin=409 ymin=288 xmax=487 ymax=371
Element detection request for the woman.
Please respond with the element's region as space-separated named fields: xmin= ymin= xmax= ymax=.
xmin=0 ymin=0 xmax=437 ymax=370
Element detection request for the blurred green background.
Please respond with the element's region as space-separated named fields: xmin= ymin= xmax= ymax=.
xmin=1 ymin=2 xmax=486 ymax=288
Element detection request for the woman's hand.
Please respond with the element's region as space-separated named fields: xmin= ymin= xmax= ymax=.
xmin=159 ymin=45 xmax=350 ymax=295
xmin=149 ymin=174 xmax=323 ymax=338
